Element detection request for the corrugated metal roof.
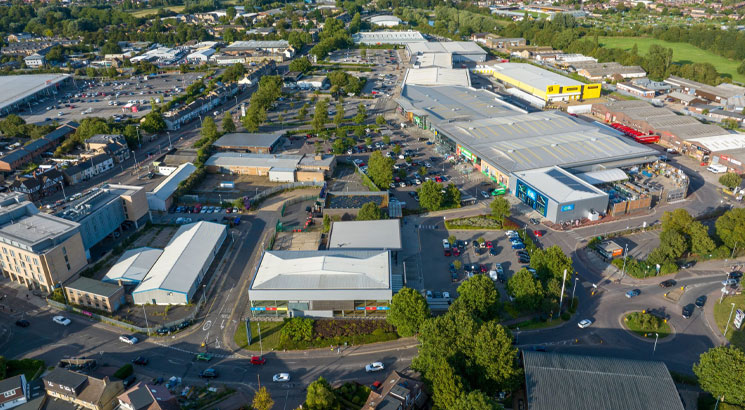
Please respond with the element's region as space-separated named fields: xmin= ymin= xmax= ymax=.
xmin=492 ymin=62 xmax=585 ymax=89
xmin=213 ymin=131 xmax=284 ymax=148
xmin=133 ymin=221 xmax=226 ymax=295
xmin=149 ymin=162 xmax=196 ymax=200
xmin=328 ymin=220 xmax=401 ymax=250
xmin=103 ymin=247 xmax=164 ymax=284
xmin=404 ymin=67 xmax=470 ymax=87
xmin=576 ymin=168 xmax=628 ymax=185
xmin=514 ymin=166 xmax=608 ymax=202
xmin=523 ymin=351 xmax=685 ymax=410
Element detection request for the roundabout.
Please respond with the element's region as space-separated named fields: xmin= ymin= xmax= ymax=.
xmin=620 ymin=311 xmax=675 ymax=343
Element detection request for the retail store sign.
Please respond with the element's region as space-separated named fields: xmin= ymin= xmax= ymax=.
xmin=561 ymin=204 xmax=575 ymax=212
xmin=526 ymin=187 xmax=537 ymax=201
xmin=461 ymin=148 xmax=475 ymax=161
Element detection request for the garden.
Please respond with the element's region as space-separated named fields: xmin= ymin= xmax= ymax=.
xmin=334 ymin=382 xmax=372 ymax=409
xmin=623 ymin=311 xmax=672 ymax=338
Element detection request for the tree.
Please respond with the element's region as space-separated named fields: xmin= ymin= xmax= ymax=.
xmin=201 ymin=116 xmax=219 ymax=141
xmin=252 ymin=386 xmax=274 ymax=410
xmin=354 ymin=103 xmax=367 ymax=124
xmin=507 ymin=269 xmax=543 ymax=311
xmin=419 ymin=166 xmax=428 ymax=177
xmin=376 ymin=115 xmax=386 ymax=126
xmin=431 ymin=361 xmax=466 ymax=410
xmin=297 ymin=103 xmax=309 ymax=121
xmin=221 ymin=112 xmax=236 ymax=133
xmin=689 ymin=221 xmax=715 ymax=255
xmin=453 ymin=260 xmax=462 ymax=270
xmin=716 ymin=208 xmax=745 ymax=249
xmin=382 ymin=134 xmax=391 ymax=145
xmin=418 ymin=180 xmax=444 ymax=211
xmin=451 ymin=274 xmax=499 ymax=321
xmin=312 ymin=98 xmax=329 ymax=133
xmin=333 ymin=103 xmax=344 ymax=127
xmin=694 ymin=346 xmax=745 ymax=406
xmin=454 ymin=390 xmax=502 ymax=410
xmin=305 ymin=377 xmax=339 ymax=410
xmin=289 ymin=57 xmax=312 ymax=73
xmin=720 ymin=172 xmax=742 ymax=190
xmin=472 ymin=321 xmax=522 ymax=391
xmin=367 ymin=151 xmax=394 ymax=188
xmin=365 ymin=137 xmax=373 ymax=146
xmin=448 ymin=235 xmax=456 ymax=245
xmin=392 ymin=144 xmax=401 ymax=155
xmin=357 ymin=202 xmax=383 ymax=220
xmin=387 ymin=287 xmax=430 ymax=337
xmin=490 ymin=197 xmax=511 ymax=222
xmin=529 ymin=245 xmax=574 ymax=282
xmin=140 ymin=112 xmax=165 ymax=134
xmin=445 ymin=183 xmax=461 ymax=207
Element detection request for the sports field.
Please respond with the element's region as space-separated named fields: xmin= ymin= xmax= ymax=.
xmin=599 ymin=36 xmax=745 ymax=83
xmin=129 ymin=5 xmax=186 ymax=17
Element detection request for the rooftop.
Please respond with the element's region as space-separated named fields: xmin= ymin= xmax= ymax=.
xmin=0 ymin=212 xmax=80 ymax=252
xmin=328 ymin=220 xmax=402 ymax=250
xmin=352 ymin=31 xmax=426 ymax=45
xmin=514 ymin=166 xmax=609 ymax=203
xmin=149 ymin=163 xmax=196 ymax=200
xmin=370 ymin=15 xmax=402 ymax=24
xmin=523 ymin=351 xmax=685 ymax=410
xmin=224 ymin=40 xmax=290 ymax=50
xmin=406 ymin=41 xmax=486 ymax=55
xmin=103 ymin=247 xmax=164 ymax=285
xmin=666 ymin=75 xmax=742 ymax=99
xmin=66 ymin=277 xmax=122 ymax=298
xmin=205 ymin=152 xmax=302 ymax=169
xmin=404 ymin=67 xmax=470 ymax=87
xmin=687 ymin=133 xmax=745 ymax=152
xmin=492 ymin=62 xmax=586 ymax=89
xmin=56 ymin=185 xmax=135 ymax=223
xmin=133 ymin=221 xmax=226 ymax=296
xmin=0 ymin=74 xmax=71 ymax=112
xmin=213 ymin=131 xmax=284 ymax=149
xmin=397 ymin=85 xmax=524 ymax=123
xmin=412 ymin=52 xmax=453 ymax=69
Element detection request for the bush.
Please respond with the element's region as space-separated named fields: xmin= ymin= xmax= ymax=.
xmin=444 ymin=215 xmax=502 ymax=230
xmin=279 ymin=318 xmax=314 ymax=345
xmin=560 ymin=312 xmax=570 ymax=321
xmin=113 ymin=363 xmax=133 ymax=379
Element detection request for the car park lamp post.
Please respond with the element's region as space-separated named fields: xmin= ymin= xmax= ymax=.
xmin=571 ymin=276 xmax=579 ymax=301
xmin=142 ymin=305 xmax=150 ymax=336
xmin=167 ymin=132 xmax=172 ymax=150
xmin=724 ymin=302 xmax=737 ymax=339
xmin=653 ymin=333 xmax=659 ymax=354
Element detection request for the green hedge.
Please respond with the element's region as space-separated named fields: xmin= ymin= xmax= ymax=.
xmin=113 ymin=363 xmax=133 ymax=379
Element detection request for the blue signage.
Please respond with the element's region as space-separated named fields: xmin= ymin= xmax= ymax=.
xmin=526 ymin=188 xmax=537 ymax=201
xmin=561 ymin=204 xmax=575 ymax=212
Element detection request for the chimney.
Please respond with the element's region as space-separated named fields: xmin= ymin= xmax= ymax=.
xmin=117 ymin=280 xmax=123 ymax=287
xmin=314 ymin=155 xmax=322 ymax=161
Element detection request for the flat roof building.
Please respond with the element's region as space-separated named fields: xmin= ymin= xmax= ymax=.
xmin=102 ymin=247 xmax=163 ymax=285
xmin=476 ymin=63 xmax=601 ymax=102
xmin=249 ymin=250 xmax=392 ymax=318
xmin=352 ymin=31 xmax=426 ymax=45
xmin=370 ymin=15 xmax=403 ymax=27
xmin=64 ymin=277 xmax=125 ymax=313
xmin=205 ymin=153 xmax=335 ymax=182
xmin=213 ymin=131 xmax=284 ymax=154
xmin=147 ymin=162 xmax=196 ymax=211
xmin=327 ymin=220 xmax=402 ymax=251
xmin=403 ymin=67 xmax=471 ymax=87
xmin=0 ymin=74 xmax=72 ymax=115
xmin=406 ymin=41 xmax=487 ymax=63
xmin=133 ymin=221 xmax=227 ymax=305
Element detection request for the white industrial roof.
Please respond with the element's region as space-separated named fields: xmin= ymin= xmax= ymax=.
xmin=205 ymin=152 xmax=302 ymax=169
xmin=352 ymin=31 xmax=426 ymax=44
xmin=370 ymin=15 xmax=402 ymax=24
xmin=576 ymin=168 xmax=628 ymax=185
xmin=328 ymin=220 xmax=402 ymax=250
xmin=404 ymin=67 xmax=470 ymax=87
xmin=407 ymin=41 xmax=486 ymax=55
xmin=103 ymin=247 xmax=163 ymax=284
xmin=149 ymin=162 xmax=196 ymax=200
xmin=0 ymin=74 xmax=71 ymax=112
xmin=251 ymin=250 xmax=391 ymax=299
xmin=133 ymin=221 xmax=226 ymax=295
xmin=687 ymin=133 xmax=745 ymax=152
xmin=413 ymin=52 xmax=453 ymax=69
xmin=492 ymin=62 xmax=585 ymax=89
xmin=514 ymin=166 xmax=609 ymax=203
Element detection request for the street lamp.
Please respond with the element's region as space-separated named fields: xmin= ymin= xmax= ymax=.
xmin=136 ymin=125 xmax=141 ymax=148
xmin=724 ymin=302 xmax=737 ymax=339
xmin=167 ymin=131 xmax=172 ymax=150
xmin=653 ymin=332 xmax=659 ymax=354
xmin=571 ymin=276 xmax=579 ymax=301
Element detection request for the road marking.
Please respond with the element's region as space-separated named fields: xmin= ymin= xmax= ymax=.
xmin=202 ymin=320 xmax=212 ymax=331
xmin=168 ymin=359 xmax=185 ymax=365
xmin=220 ymin=320 xmax=225 ymax=330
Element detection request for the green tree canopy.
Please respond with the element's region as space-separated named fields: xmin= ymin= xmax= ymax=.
xmin=716 ymin=208 xmax=745 ymax=249
xmin=140 ymin=111 xmax=166 ymax=134
xmin=222 ymin=112 xmax=236 ymax=133
xmin=507 ymin=269 xmax=544 ymax=311
xmin=311 ymin=98 xmax=329 ymax=133
xmin=305 ymin=377 xmax=339 ymax=410
xmin=357 ymin=202 xmax=383 ymax=220
xmin=490 ymin=197 xmax=511 ymax=222
xmin=694 ymin=346 xmax=745 ymax=406
xmin=289 ymin=57 xmax=312 ymax=73
xmin=354 ymin=103 xmax=367 ymax=124
xmin=386 ymin=287 xmax=430 ymax=337
xmin=200 ymin=116 xmax=219 ymax=141
xmin=418 ymin=180 xmax=444 ymax=211
xmin=252 ymin=386 xmax=274 ymax=410
xmin=720 ymin=172 xmax=742 ymax=190
xmin=376 ymin=115 xmax=386 ymax=125
xmin=451 ymin=274 xmax=499 ymax=321
xmin=367 ymin=151 xmax=394 ymax=188
xmin=530 ymin=245 xmax=574 ymax=283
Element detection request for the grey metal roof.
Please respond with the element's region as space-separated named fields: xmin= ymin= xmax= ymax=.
xmin=523 ymin=351 xmax=685 ymax=410
xmin=397 ymin=85 xmax=524 ymax=123
xmin=0 ymin=375 xmax=24 ymax=393
xmin=103 ymin=247 xmax=164 ymax=284
xmin=66 ymin=277 xmax=122 ymax=298
xmin=133 ymin=221 xmax=226 ymax=296
xmin=437 ymin=111 xmax=659 ymax=173
xmin=224 ymin=40 xmax=289 ymax=50
xmin=213 ymin=131 xmax=284 ymax=149
xmin=149 ymin=162 xmax=196 ymax=200
xmin=0 ymin=74 xmax=71 ymax=112
xmin=404 ymin=68 xmax=470 ymax=87
xmin=328 ymin=220 xmax=402 ymax=250
xmin=205 ymin=152 xmax=302 ymax=169
xmin=406 ymin=41 xmax=486 ymax=55
xmin=352 ymin=31 xmax=426 ymax=44
xmin=514 ymin=167 xmax=608 ymax=203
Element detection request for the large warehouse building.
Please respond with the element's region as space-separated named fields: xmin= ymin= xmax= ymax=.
xmin=0 ymin=74 xmax=73 ymax=115
xmin=147 ymin=162 xmax=196 ymax=211
xmin=248 ymin=250 xmax=392 ymax=318
xmin=396 ymin=81 xmax=659 ymax=223
xmin=475 ymin=63 xmax=601 ymax=103
xmin=133 ymin=221 xmax=226 ymax=305
xmin=406 ymin=41 xmax=488 ymax=64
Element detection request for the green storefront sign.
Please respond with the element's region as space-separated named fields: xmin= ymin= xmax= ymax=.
xmin=460 ymin=147 xmax=475 ymax=161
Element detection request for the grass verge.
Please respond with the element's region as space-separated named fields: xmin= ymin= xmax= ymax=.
xmin=234 ymin=321 xmax=284 ymax=351
xmin=623 ymin=311 xmax=672 ymax=338
xmin=506 ymin=316 xmax=568 ymax=330
xmin=714 ymin=294 xmax=745 ymax=350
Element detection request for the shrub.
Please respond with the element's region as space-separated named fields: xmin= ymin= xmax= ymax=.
xmin=113 ymin=363 xmax=133 ymax=379
xmin=279 ymin=318 xmax=314 ymax=345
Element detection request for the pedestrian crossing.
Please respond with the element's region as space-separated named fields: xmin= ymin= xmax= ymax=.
xmin=416 ymin=224 xmax=438 ymax=230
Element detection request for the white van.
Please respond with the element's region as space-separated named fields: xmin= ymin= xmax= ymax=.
xmin=707 ymin=164 xmax=728 ymax=174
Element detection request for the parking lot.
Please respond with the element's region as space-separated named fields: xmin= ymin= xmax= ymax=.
xmin=417 ymin=228 xmax=538 ymax=302
xmin=19 ymin=72 xmax=206 ymax=124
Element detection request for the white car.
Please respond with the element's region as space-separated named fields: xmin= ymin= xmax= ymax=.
xmin=505 ymin=230 xmax=518 ymax=237
xmin=577 ymin=319 xmax=593 ymax=329
xmin=53 ymin=316 xmax=71 ymax=326
xmin=442 ymin=291 xmax=450 ymax=299
xmin=365 ymin=362 xmax=385 ymax=372
xmin=273 ymin=373 xmax=290 ymax=382
xmin=119 ymin=335 xmax=139 ymax=345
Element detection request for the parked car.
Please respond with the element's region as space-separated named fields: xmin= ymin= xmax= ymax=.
xmin=722 ymin=278 xmax=739 ymax=286
xmin=529 ymin=218 xmax=540 ymax=225
xmin=15 ymin=319 xmax=30 ymax=327
xmin=659 ymin=279 xmax=676 ymax=288
xmin=119 ymin=335 xmax=139 ymax=345
xmin=729 ymin=271 xmax=744 ymax=280
xmin=680 ymin=261 xmax=696 ymax=269
xmin=53 ymin=316 xmax=71 ymax=326
xmin=273 ymin=373 xmax=291 ymax=382
xmin=365 ymin=362 xmax=385 ymax=372
xmin=132 ymin=356 xmax=149 ymax=365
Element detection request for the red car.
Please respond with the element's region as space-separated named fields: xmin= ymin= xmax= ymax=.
xmin=435 ymin=176 xmax=443 ymax=182
xmin=453 ymin=248 xmax=461 ymax=256
xmin=444 ymin=248 xmax=452 ymax=257
xmin=533 ymin=230 xmax=543 ymax=237
xmin=480 ymin=264 xmax=488 ymax=273
xmin=250 ymin=356 xmax=266 ymax=365
xmin=485 ymin=241 xmax=493 ymax=248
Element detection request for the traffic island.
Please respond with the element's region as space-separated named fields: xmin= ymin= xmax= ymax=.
xmin=621 ymin=311 xmax=674 ymax=341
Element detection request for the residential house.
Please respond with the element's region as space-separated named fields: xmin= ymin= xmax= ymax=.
xmin=42 ymin=368 xmax=124 ymax=410
xmin=363 ymin=371 xmax=427 ymax=410
xmin=0 ymin=375 xmax=28 ymax=410
xmin=116 ymin=382 xmax=180 ymax=410
xmin=85 ymin=134 xmax=130 ymax=163
xmin=10 ymin=168 xmax=64 ymax=200
xmin=23 ymin=51 xmax=47 ymax=68
xmin=0 ymin=121 xmax=78 ymax=172
xmin=63 ymin=155 xmax=115 ymax=185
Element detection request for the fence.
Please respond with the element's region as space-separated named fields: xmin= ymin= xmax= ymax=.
xmin=250 ymin=181 xmax=324 ymax=206
xmin=280 ymin=194 xmax=319 ymax=217
xmin=47 ymin=297 xmax=205 ymax=335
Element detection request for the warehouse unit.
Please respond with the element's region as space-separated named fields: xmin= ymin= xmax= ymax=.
xmin=212 ymin=131 xmax=284 ymax=154
xmin=102 ymin=247 xmax=163 ymax=285
xmin=249 ymin=250 xmax=392 ymax=318
xmin=133 ymin=221 xmax=226 ymax=305
xmin=406 ymin=41 xmax=488 ymax=64
xmin=476 ymin=63 xmax=601 ymax=102
xmin=352 ymin=31 xmax=427 ymax=45
xmin=147 ymin=163 xmax=196 ymax=211
xmin=0 ymin=74 xmax=72 ymax=115
xmin=205 ymin=153 xmax=335 ymax=182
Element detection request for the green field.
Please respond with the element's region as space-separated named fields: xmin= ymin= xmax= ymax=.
xmin=599 ymin=36 xmax=745 ymax=83
xmin=129 ymin=5 xmax=186 ymax=17
xmin=714 ymin=294 xmax=745 ymax=350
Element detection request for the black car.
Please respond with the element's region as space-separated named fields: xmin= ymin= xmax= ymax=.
xmin=123 ymin=375 xmax=137 ymax=388
xmin=695 ymin=295 xmax=707 ymax=309
xmin=132 ymin=356 xmax=149 ymax=366
xmin=516 ymin=250 xmax=529 ymax=257
xmin=15 ymin=319 xmax=30 ymax=327
xmin=199 ymin=368 xmax=218 ymax=378
xmin=489 ymin=248 xmax=498 ymax=256
xmin=178 ymin=320 xmax=191 ymax=330
xmin=682 ymin=304 xmax=695 ymax=319
xmin=156 ymin=327 xmax=169 ymax=335
xmin=659 ymin=279 xmax=677 ymax=288
xmin=472 ymin=240 xmax=479 ymax=248
xmin=680 ymin=261 xmax=696 ymax=269
xmin=729 ymin=271 xmax=743 ymax=280
xmin=518 ymin=256 xmax=531 ymax=264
